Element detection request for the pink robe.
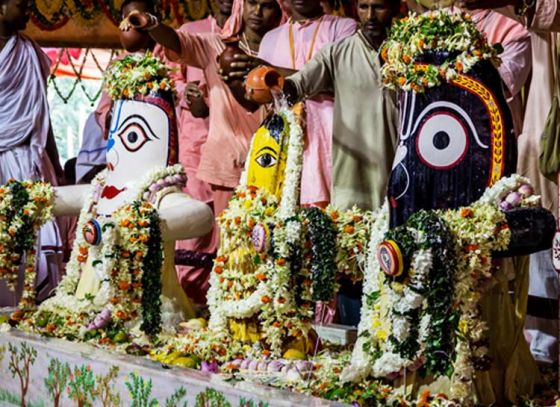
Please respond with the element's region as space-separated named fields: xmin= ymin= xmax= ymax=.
xmin=174 ymin=16 xmax=222 ymax=306
xmin=164 ymin=31 xmax=265 ymax=193
xmin=0 ymin=34 xmax=63 ymax=305
xmin=473 ymin=10 xmax=532 ymax=135
xmin=258 ymin=15 xmax=357 ymax=205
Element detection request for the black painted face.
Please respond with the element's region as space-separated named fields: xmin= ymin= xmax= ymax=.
xmin=387 ymin=59 xmax=517 ymax=227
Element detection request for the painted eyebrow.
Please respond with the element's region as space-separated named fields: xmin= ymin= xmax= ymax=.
xmin=256 ymin=146 xmax=278 ymax=156
xmin=117 ymin=114 xmax=160 ymax=140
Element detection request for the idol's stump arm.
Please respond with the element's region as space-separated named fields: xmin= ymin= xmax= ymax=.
xmin=53 ymin=185 xmax=214 ymax=241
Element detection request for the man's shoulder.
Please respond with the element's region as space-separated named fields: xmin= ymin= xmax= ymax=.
xmin=323 ymin=14 xmax=357 ymax=30
xmin=261 ymin=23 xmax=287 ymax=42
xmin=324 ymin=32 xmax=359 ymax=54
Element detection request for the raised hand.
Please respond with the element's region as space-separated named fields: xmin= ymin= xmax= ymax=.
xmin=219 ymin=53 xmax=263 ymax=83
xmin=184 ymin=81 xmax=209 ymax=119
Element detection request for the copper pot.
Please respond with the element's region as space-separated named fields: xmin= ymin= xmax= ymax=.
xmin=245 ymin=66 xmax=284 ymax=104
xmin=120 ymin=28 xmax=151 ymax=53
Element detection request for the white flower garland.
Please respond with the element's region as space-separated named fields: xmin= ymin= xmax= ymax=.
xmin=30 ymin=165 xmax=187 ymax=340
xmin=342 ymin=175 xmax=530 ymax=404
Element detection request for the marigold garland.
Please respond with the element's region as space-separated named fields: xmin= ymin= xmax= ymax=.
xmin=26 ymin=165 xmax=187 ymax=342
xmin=0 ymin=180 xmax=54 ymax=311
xmin=380 ymin=10 xmax=501 ymax=93
xmin=104 ymin=52 xmax=175 ymax=101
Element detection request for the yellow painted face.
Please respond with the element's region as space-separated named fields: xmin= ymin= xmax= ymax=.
xmin=246 ymin=114 xmax=289 ymax=199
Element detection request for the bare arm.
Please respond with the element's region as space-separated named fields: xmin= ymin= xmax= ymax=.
xmin=121 ymin=11 xmax=182 ymax=56
xmin=148 ymin=24 xmax=182 ymax=56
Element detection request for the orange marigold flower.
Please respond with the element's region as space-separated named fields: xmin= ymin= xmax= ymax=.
xmin=261 ymin=295 xmax=272 ymax=304
xmin=214 ymin=266 xmax=223 ymax=274
xmin=460 ymin=207 xmax=473 ymax=218
xmin=118 ymin=281 xmax=131 ymax=290
xmin=344 ymin=225 xmax=355 ymax=234
xmin=256 ymin=273 xmax=267 ymax=281
xmin=276 ymin=258 xmax=286 ymax=266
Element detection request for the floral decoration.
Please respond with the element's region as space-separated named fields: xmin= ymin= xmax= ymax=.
xmin=380 ymin=10 xmax=502 ymax=93
xmin=104 ymin=52 xmax=175 ymax=101
xmin=25 ymin=165 xmax=188 ymax=342
xmin=0 ymin=180 xmax=54 ymax=311
xmin=342 ymin=175 xmax=538 ymax=405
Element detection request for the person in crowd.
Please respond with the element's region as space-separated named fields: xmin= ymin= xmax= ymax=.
xmin=0 ymin=0 xmax=64 ymax=305
xmin=460 ymin=0 xmax=560 ymax=373
xmin=121 ymin=0 xmax=287 ymax=218
xmin=226 ymin=0 xmax=357 ymax=207
xmin=173 ymin=0 xmax=233 ymax=308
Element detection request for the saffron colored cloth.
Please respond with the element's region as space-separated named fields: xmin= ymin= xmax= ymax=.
xmin=0 ymin=34 xmax=63 ymax=305
xmin=287 ymin=32 xmax=398 ymax=211
xmin=472 ymin=10 xmax=531 ymax=135
xmin=258 ymin=15 xmax=357 ymax=205
xmin=165 ymin=32 xmax=265 ymax=189
xmin=174 ymin=16 xmax=221 ymax=306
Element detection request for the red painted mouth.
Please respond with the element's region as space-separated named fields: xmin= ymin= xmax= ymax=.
xmin=101 ymin=185 xmax=127 ymax=199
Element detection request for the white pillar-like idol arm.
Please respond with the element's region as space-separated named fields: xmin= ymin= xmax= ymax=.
xmin=158 ymin=192 xmax=214 ymax=241
xmin=53 ymin=185 xmax=91 ymax=216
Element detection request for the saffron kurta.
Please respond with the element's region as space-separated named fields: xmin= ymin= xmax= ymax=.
xmin=287 ymin=32 xmax=398 ymax=211
xmin=174 ymin=16 xmax=222 ymax=306
xmin=258 ymin=15 xmax=357 ymax=205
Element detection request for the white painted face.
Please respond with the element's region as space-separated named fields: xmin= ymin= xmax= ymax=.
xmin=97 ymin=98 xmax=173 ymax=215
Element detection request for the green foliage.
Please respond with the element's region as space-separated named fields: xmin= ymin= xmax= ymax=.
xmin=125 ymin=372 xmax=158 ymax=407
xmin=140 ymin=205 xmax=163 ymax=337
xmin=68 ymin=365 xmax=96 ymax=407
xmin=93 ymin=366 xmax=121 ymax=407
xmin=238 ymin=399 xmax=269 ymax=407
xmin=44 ymin=358 xmax=70 ymax=407
xmin=300 ymin=207 xmax=338 ymax=302
xmin=164 ymin=387 xmax=187 ymax=407
xmin=194 ymin=388 xmax=232 ymax=407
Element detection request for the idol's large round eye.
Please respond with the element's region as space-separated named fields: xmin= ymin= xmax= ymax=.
xmin=116 ymin=115 xmax=156 ymax=153
xmin=255 ymin=152 xmax=277 ymax=168
xmin=416 ymin=111 xmax=469 ymax=170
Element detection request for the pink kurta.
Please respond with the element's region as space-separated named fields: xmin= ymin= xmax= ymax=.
xmin=174 ymin=16 xmax=222 ymax=306
xmin=471 ymin=10 xmax=531 ymax=135
xmin=165 ymin=31 xmax=265 ymax=191
xmin=258 ymin=15 xmax=357 ymax=205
